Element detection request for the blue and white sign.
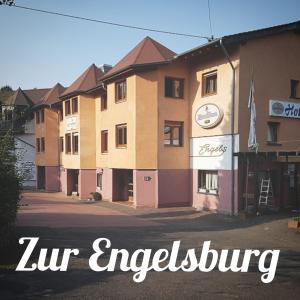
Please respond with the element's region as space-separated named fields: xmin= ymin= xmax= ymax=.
xmin=269 ymin=100 xmax=300 ymax=119
xmin=66 ymin=116 xmax=77 ymax=131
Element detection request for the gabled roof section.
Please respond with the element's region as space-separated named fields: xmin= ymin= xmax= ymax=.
xmin=40 ymin=83 xmax=66 ymax=105
xmin=5 ymin=88 xmax=32 ymax=106
xmin=23 ymin=88 xmax=51 ymax=104
xmin=104 ymin=37 xmax=176 ymax=79
xmin=0 ymin=88 xmax=50 ymax=106
xmin=61 ymin=64 xmax=104 ymax=98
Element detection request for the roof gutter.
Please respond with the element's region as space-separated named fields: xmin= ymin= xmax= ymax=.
xmin=102 ymin=60 xmax=173 ymax=82
xmin=219 ymin=39 xmax=236 ymax=216
xmin=31 ymin=103 xmax=50 ymax=111
xmin=175 ymin=38 xmax=220 ymax=59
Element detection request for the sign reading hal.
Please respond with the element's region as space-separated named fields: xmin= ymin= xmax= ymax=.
xmin=269 ymin=100 xmax=300 ymax=119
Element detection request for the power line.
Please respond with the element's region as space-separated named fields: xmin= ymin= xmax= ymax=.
xmin=207 ymin=0 xmax=214 ymax=40
xmin=1 ymin=2 xmax=212 ymax=41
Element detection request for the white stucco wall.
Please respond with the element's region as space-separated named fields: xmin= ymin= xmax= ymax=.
xmin=14 ymin=134 xmax=36 ymax=188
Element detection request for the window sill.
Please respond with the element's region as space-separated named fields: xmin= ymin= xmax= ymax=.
xmin=116 ymin=146 xmax=127 ymax=149
xmin=115 ymin=99 xmax=127 ymax=103
xmin=266 ymin=142 xmax=282 ymax=146
xmin=164 ymin=96 xmax=184 ymax=100
xmin=101 ymin=152 xmax=108 ymax=155
xmin=164 ymin=144 xmax=183 ymax=147
xmin=198 ymin=190 xmax=218 ymax=196
xmin=202 ymin=92 xmax=217 ymax=98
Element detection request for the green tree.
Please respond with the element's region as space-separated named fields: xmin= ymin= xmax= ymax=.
xmin=0 ymin=85 xmax=13 ymax=92
xmin=0 ymin=130 xmax=21 ymax=248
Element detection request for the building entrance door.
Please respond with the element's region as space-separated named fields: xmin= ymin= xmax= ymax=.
xmin=113 ymin=169 xmax=134 ymax=202
xmin=37 ymin=166 xmax=45 ymax=190
xmin=287 ymin=164 xmax=298 ymax=208
xmin=67 ymin=169 xmax=79 ymax=195
xmin=128 ymin=170 xmax=134 ymax=202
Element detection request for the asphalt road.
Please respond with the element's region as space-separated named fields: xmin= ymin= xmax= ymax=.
xmin=1 ymin=192 xmax=300 ymax=299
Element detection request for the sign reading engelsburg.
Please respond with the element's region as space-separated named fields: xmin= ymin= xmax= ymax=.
xmin=190 ymin=134 xmax=239 ymax=170
xmin=195 ymin=104 xmax=223 ymax=128
xmin=269 ymin=100 xmax=300 ymax=119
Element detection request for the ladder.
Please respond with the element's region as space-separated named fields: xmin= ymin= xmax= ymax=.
xmin=258 ymin=179 xmax=273 ymax=206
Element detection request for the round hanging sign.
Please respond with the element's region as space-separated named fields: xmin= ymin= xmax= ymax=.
xmin=195 ymin=103 xmax=223 ymax=128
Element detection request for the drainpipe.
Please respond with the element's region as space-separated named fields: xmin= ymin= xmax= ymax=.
xmin=219 ymin=39 xmax=236 ymax=216
xmin=50 ymin=104 xmax=61 ymax=173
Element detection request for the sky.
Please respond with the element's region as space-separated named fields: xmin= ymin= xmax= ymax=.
xmin=0 ymin=0 xmax=300 ymax=90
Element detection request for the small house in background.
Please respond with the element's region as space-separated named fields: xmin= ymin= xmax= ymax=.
xmin=0 ymin=87 xmax=50 ymax=188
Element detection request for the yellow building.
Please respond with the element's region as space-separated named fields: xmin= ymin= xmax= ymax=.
xmin=35 ymin=21 xmax=300 ymax=213
xmin=34 ymin=83 xmax=65 ymax=191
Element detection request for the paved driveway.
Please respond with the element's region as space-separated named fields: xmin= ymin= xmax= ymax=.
xmin=17 ymin=192 xmax=160 ymax=228
xmin=1 ymin=192 xmax=300 ymax=299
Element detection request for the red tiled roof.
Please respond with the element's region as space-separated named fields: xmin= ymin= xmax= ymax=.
xmin=61 ymin=64 xmax=104 ymax=97
xmin=104 ymin=37 xmax=176 ymax=78
xmin=23 ymin=88 xmax=50 ymax=104
xmin=4 ymin=88 xmax=32 ymax=106
xmin=0 ymin=88 xmax=51 ymax=106
xmin=41 ymin=83 xmax=66 ymax=105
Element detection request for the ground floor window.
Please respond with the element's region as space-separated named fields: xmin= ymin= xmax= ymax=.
xmin=97 ymin=173 xmax=103 ymax=190
xmin=198 ymin=170 xmax=218 ymax=194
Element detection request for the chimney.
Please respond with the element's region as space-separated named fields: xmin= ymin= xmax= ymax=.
xmin=100 ymin=64 xmax=112 ymax=74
